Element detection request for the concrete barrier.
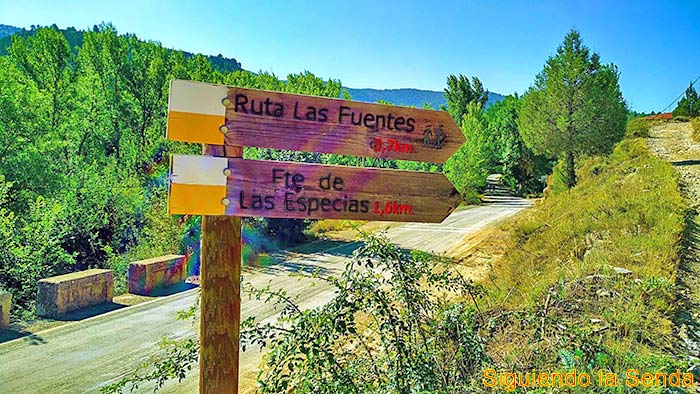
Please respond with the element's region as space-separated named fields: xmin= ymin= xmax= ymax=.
xmin=0 ymin=290 xmax=11 ymax=329
xmin=36 ymin=269 xmax=114 ymax=318
xmin=128 ymin=254 xmax=188 ymax=296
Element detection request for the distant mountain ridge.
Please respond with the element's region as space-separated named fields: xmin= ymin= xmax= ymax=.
xmin=0 ymin=24 xmax=20 ymax=39
xmin=345 ymin=87 xmax=505 ymax=109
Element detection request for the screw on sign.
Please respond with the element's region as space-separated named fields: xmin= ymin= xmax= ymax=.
xmin=164 ymin=79 xmax=465 ymax=393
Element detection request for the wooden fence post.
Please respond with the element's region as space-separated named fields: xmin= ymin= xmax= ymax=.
xmin=199 ymin=144 xmax=242 ymax=393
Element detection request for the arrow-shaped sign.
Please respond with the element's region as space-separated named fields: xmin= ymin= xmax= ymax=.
xmin=169 ymin=155 xmax=461 ymax=223
xmin=167 ymin=80 xmax=464 ymax=163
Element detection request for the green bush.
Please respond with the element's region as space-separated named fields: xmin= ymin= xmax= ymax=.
xmin=245 ymin=233 xmax=487 ymax=393
xmin=547 ymin=158 xmax=574 ymax=196
xmin=102 ymin=233 xmax=489 ymax=393
xmin=0 ymin=181 xmax=76 ymax=311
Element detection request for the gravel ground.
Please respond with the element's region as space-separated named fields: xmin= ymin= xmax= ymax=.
xmin=646 ymin=121 xmax=700 ymax=359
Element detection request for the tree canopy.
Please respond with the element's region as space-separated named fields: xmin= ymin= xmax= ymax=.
xmin=672 ymin=82 xmax=700 ymax=118
xmin=517 ymin=30 xmax=627 ymax=187
xmin=444 ymin=74 xmax=488 ymax=124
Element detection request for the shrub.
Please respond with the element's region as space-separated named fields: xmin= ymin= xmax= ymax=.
xmin=547 ymin=159 xmax=573 ymax=196
xmin=244 ymin=233 xmax=488 ymax=393
xmin=102 ymin=233 xmax=489 ymax=393
xmin=0 ymin=190 xmax=76 ymax=312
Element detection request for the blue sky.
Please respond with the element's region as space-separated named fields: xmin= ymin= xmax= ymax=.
xmin=1 ymin=0 xmax=699 ymax=113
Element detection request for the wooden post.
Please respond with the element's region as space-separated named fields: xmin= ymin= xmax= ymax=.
xmin=200 ymin=144 xmax=242 ymax=393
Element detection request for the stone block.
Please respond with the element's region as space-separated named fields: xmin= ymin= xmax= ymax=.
xmin=36 ymin=269 xmax=113 ymax=318
xmin=128 ymin=255 xmax=188 ymax=296
xmin=0 ymin=290 xmax=11 ymax=329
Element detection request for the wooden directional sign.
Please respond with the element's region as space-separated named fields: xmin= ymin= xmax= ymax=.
xmin=167 ymin=80 xmax=464 ymax=163
xmin=169 ymin=155 xmax=461 ymax=223
xmin=165 ymin=78 xmax=466 ymax=394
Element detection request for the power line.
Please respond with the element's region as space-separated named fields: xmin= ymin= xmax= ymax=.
xmin=660 ymin=73 xmax=700 ymax=113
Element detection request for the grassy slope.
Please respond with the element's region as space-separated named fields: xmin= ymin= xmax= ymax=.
xmin=475 ymin=138 xmax=687 ymax=383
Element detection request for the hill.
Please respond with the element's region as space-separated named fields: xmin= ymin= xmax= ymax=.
xmin=345 ymin=87 xmax=505 ymax=109
xmin=0 ymin=24 xmax=242 ymax=72
xmin=0 ymin=24 xmax=21 ymax=39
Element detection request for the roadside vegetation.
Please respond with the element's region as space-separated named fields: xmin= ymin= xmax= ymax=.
xmin=0 ymin=24 xmax=443 ymax=318
xmin=0 ymin=24 xmax=348 ymax=316
xmin=237 ymin=136 xmax=685 ymax=393
xmin=625 ymin=117 xmax=653 ymax=138
xmin=481 ymin=138 xmax=686 ymax=381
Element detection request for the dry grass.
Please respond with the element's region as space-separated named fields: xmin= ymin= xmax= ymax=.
xmin=459 ymin=139 xmax=688 ymax=381
xmin=691 ymin=117 xmax=700 ymax=142
xmin=308 ymin=219 xmax=366 ymax=237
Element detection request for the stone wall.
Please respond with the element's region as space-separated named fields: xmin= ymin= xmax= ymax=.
xmin=0 ymin=291 xmax=11 ymax=329
xmin=128 ymin=254 xmax=188 ymax=296
xmin=36 ymin=269 xmax=113 ymax=318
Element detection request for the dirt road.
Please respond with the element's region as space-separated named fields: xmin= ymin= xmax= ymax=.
xmin=0 ymin=198 xmax=529 ymax=393
xmin=646 ymin=121 xmax=700 ymax=356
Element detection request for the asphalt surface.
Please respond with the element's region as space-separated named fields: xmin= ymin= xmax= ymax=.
xmin=0 ymin=197 xmax=529 ymax=394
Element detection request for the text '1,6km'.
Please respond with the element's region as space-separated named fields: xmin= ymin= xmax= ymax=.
xmin=167 ymin=80 xmax=464 ymax=163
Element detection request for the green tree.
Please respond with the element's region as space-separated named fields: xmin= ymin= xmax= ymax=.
xmin=482 ymin=96 xmax=551 ymax=193
xmin=672 ymin=82 xmax=700 ymax=118
xmin=8 ymin=27 xmax=73 ymax=129
xmin=444 ymin=74 xmax=488 ymax=123
xmin=517 ymin=30 xmax=627 ymax=188
xmin=443 ymin=102 xmax=489 ymax=202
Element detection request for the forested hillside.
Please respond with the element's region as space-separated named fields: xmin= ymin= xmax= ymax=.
xmin=1 ymin=24 xmax=507 ymax=107
xmin=0 ymin=24 xmax=351 ymax=314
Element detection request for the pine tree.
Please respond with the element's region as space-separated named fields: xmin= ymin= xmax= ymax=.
xmin=444 ymin=74 xmax=488 ymax=123
xmin=672 ymin=82 xmax=700 ymax=118
xmin=517 ymin=30 xmax=627 ymax=188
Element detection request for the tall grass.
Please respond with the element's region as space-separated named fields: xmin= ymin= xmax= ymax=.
xmin=482 ymin=138 xmax=687 ymax=381
xmin=691 ymin=117 xmax=700 ymax=142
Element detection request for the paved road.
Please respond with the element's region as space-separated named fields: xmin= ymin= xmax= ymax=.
xmin=0 ymin=198 xmax=529 ymax=394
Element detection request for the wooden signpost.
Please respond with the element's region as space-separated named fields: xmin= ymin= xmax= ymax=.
xmin=165 ymin=79 xmax=464 ymax=393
